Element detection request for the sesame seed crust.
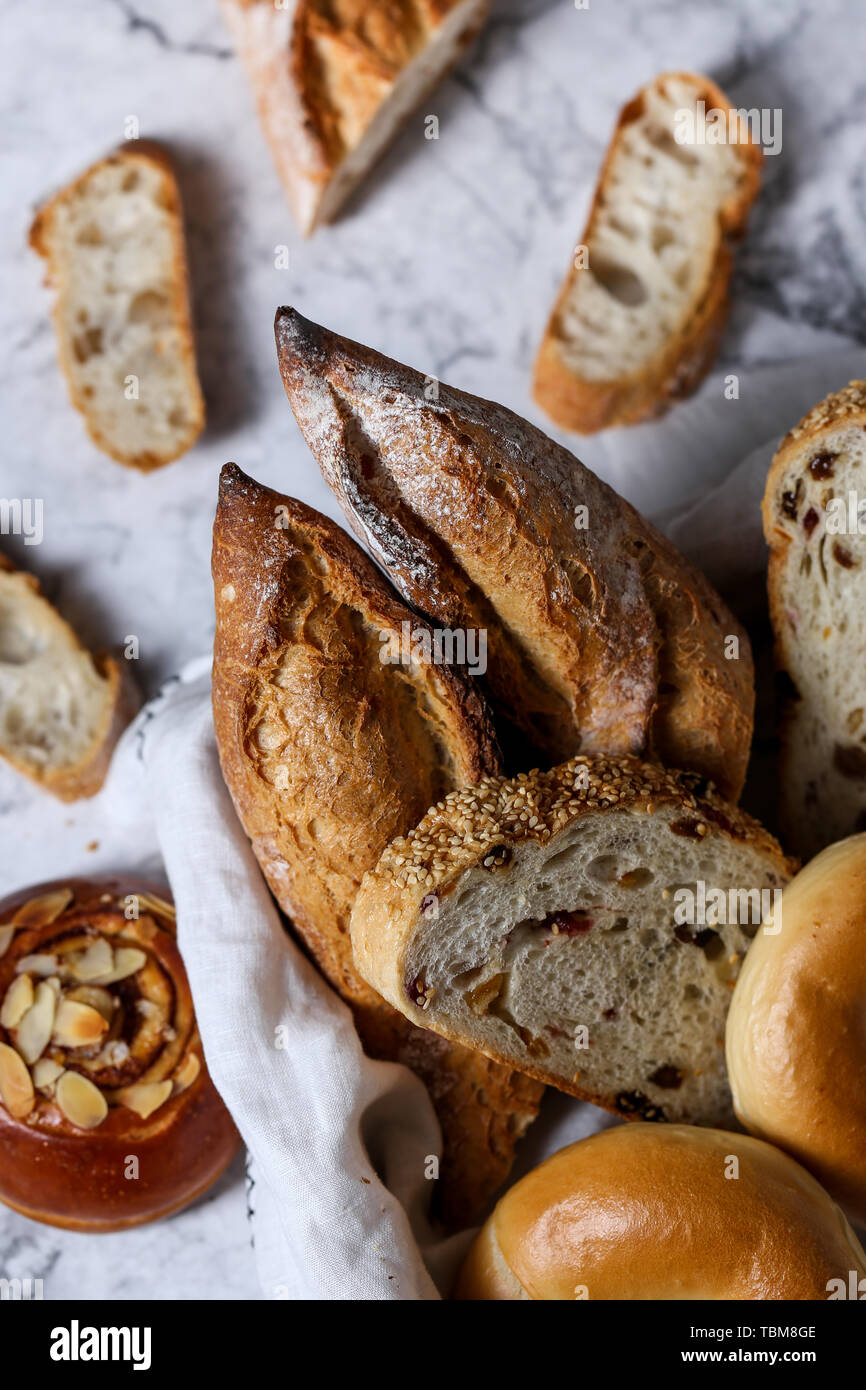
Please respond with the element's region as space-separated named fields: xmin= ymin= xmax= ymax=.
xmin=778 ymin=379 xmax=866 ymax=452
xmin=364 ymin=755 xmax=787 ymax=896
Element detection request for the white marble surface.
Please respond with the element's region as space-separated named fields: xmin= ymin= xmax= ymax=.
xmin=1 ymin=0 xmax=865 ymax=1299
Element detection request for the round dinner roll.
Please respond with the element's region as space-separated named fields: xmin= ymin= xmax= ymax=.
xmin=454 ymin=1125 xmax=866 ymax=1300
xmin=726 ymin=833 xmax=866 ymax=1226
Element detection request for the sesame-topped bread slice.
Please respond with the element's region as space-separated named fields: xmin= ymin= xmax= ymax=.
xmin=351 ymin=755 xmax=793 ymax=1127
xmin=763 ymin=381 xmax=866 ymax=858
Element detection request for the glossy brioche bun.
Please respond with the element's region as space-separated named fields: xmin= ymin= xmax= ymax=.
xmin=0 ymin=878 xmax=240 ymax=1231
xmin=727 ymin=834 xmax=866 ymax=1225
xmin=454 ymin=1125 xmax=866 ymax=1300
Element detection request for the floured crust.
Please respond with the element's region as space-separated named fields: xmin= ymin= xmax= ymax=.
xmin=30 ymin=141 xmax=204 ymax=470
xmin=211 ymin=464 xmax=542 ymax=1225
xmin=275 ymin=306 xmax=754 ymax=799
xmin=223 ymin=0 xmax=489 ymax=233
xmin=0 ymin=552 xmax=137 ymax=801
xmin=533 ymin=72 xmax=763 ymax=433
xmin=454 ymin=1126 xmax=866 ymax=1300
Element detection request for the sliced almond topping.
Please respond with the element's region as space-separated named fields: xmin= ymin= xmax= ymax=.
xmin=52 ymin=1000 xmax=109 ymax=1049
xmin=118 ymin=1080 xmax=173 ymax=1119
xmin=70 ymin=937 xmax=113 ymax=982
xmin=0 ymin=1041 xmax=35 ymax=1119
xmin=31 ymin=1058 xmax=64 ymax=1090
xmin=10 ymin=887 xmax=73 ymax=929
xmin=15 ymin=954 xmax=59 ymax=978
xmin=66 ymin=985 xmax=116 ymax=1022
xmin=173 ymin=1052 xmax=201 ymax=1094
xmin=44 ymin=976 xmax=62 ymax=998
xmin=55 ymin=1070 xmax=107 ymax=1129
xmin=0 ymin=926 xmax=14 ymax=959
xmin=90 ymin=947 xmax=148 ymax=985
xmin=15 ymin=982 xmax=57 ymax=1064
xmin=0 ymin=975 xmax=34 ymax=1029
xmin=132 ymin=893 xmax=175 ymax=923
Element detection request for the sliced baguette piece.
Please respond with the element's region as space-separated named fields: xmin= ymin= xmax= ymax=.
xmin=351 ymin=754 xmax=793 ymax=1128
xmin=533 ymin=72 xmax=763 ymax=433
xmin=0 ymin=553 xmax=136 ymax=800
xmin=30 ymin=143 xmax=205 ymax=470
xmin=275 ymin=306 xmax=755 ymax=800
xmin=222 ymin=0 xmax=489 ymax=235
xmin=762 ymin=381 xmax=866 ymax=858
xmin=212 ymin=463 xmax=542 ymax=1225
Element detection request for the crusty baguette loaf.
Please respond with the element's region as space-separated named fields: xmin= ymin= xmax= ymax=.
xmin=30 ymin=143 xmax=205 ymax=470
xmin=351 ymin=754 xmax=793 ymax=1127
xmin=221 ymin=0 xmax=489 ymax=234
xmin=533 ymin=72 xmax=763 ymax=433
xmin=763 ymin=382 xmax=866 ymax=858
xmin=212 ymin=463 xmax=542 ymax=1225
xmin=0 ymin=553 xmax=136 ymax=800
xmin=275 ymin=306 xmax=755 ymax=800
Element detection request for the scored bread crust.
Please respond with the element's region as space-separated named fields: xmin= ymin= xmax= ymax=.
xmin=762 ymin=380 xmax=866 ymax=857
xmin=211 ymin=464 xmax=542 ymax=1225
xmin=351 ymin=754 xmax=793 ymax=1121
xmin=275 ymin=306 xmax=754 ymax=800
xmin=533 ymin=72 xmax=763 ymax=433
xmin=454 ymin=1126 xmax=866 ymax=1300
xmin=222 ymin=0 xmax=489 ymax=234
xmin=0 ymin=552 xmax=136 ymax=801
xmin=30 ymin=141 xmax=205 ymax=470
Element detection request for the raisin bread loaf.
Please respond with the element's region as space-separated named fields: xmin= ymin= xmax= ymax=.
xmin=763 ymin=381 xmax=866 ymax=858
xmin=351 ymin=755 xmax=793 ymax=1127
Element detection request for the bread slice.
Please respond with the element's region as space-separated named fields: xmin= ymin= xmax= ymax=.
xmin=351 ymin=755 xmax=793 ymax=1127
xmin=533 ymin=72 xmax=763 ymax=433
xmin=212 ymin=463 xmax=542 ymax=1225
xmin=0 ymin=553 xmax=136 ymax=800
xmin=275 ymin=306 xmax=755 ymax=801
xmin=222 ymin=0 xmax=489 ymax=235
xmin=30 ymin=143 xmax=205 ymax=470
xmin=762 ymin=381 xmax=866 ymax=858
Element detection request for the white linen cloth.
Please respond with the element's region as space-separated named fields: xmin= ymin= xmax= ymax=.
xmin=122 ymin=349 xmax=864 ymax=1300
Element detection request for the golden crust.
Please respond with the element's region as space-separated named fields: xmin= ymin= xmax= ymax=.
xmin=454 ymin=1126 xmax=866 ymax=1300
xmin=0 ymin=551 xmax=137 ymax=801
xmin=727 ymin=834 xmax=866 ymax=1225
xmin=274 ymin=306 xmax=755 ymax=800
xmin=0 ymin=877 xmax=240 ymax=1231
xmin=223 ymin=0 xmax=489 ymax=233
xmin=533 ymin=72 xmax=763 ymax=433
xmin=350 ymin=752 xmax=793 ymax=1108
xmin=30 ymin=141 xmax=204 ymax=471
xmin=211 ymin=463 xmax=542 ymax=1226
